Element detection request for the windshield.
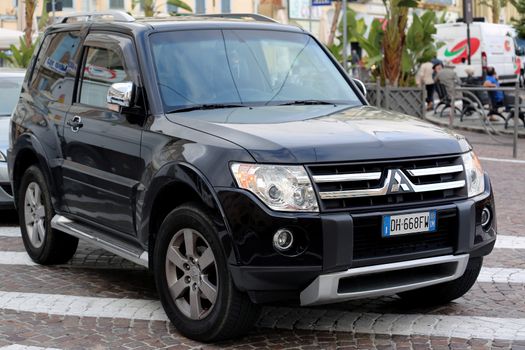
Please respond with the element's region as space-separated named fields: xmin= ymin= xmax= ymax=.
xmin=0 ymin=75 xmax=23 ymax=116
xmin=516 ymin=36 xmax=525 ymax=52
xmin=150 ymin=29 xmax=361 ymax=112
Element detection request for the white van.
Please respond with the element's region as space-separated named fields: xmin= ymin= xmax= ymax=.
xmin=435 ymin=22 xmax=524 ymax=84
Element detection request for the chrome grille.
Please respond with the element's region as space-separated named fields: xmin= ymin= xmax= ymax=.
xmin=307 ymin=155 xmax=467 ymax=211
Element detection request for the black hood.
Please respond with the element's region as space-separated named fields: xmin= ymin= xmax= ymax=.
xmin=166 ymin=105 xmax=466 ymax=163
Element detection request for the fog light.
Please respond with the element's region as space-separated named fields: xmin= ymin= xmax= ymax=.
xmin=481 ymin=207 xmax=492 ymax=228
xmin=273 ymin=229 xmax=294 ymax=251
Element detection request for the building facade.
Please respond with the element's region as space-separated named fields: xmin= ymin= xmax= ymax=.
xmin=0 ymin=0 xmax=521 ymax=40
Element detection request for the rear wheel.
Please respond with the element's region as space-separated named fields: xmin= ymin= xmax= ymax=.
xmin=18 ymin=165 xmax=78 ymax=264
xmin=154 ymin=204 xmax=260 ymax=342
xmin=397 ymin=257 xmax=482 ymax=305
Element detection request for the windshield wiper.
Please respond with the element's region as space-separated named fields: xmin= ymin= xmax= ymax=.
xmin=277 ymin=100 xmax=337 ymax=106
xmin=167 ymin=103 xmax=245 ymax=113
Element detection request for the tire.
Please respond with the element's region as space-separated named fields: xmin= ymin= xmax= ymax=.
xmin=18 ymin=165 xmax=78 ymax=264
xmin=154 ymin=203 xmax=261 ymax=342
xmin=397 ymin=257 xmax=482 ymax=306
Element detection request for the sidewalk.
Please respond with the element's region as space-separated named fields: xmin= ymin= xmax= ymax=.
xmin=425 ymin=110 xmax=525 ymax=137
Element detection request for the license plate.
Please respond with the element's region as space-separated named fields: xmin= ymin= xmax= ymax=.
xmin=382 ymin=211 xmax=437 ymax=237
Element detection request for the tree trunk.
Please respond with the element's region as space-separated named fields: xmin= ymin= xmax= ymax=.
xmin=24 ymin=0 xmax=37 ymax=47
xmin=382 ymin=0 xmax=409 ymax=86
xmin=327 ymin=0 xmax=342 ymax=47
xmin=492 ymin=0 xmax=500 ymax=23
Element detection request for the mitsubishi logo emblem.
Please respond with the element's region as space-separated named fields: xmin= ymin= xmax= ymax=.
xmin=389 ymin=170 xmax=412 ymax=193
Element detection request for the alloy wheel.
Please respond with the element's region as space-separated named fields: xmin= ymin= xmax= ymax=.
xmin=24 ymin=182 xmax=46 ymax=249
xmin=165 ymin=228 xmax=219 ymax=320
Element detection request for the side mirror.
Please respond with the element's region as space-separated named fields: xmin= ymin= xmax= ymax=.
xmin=107 ymin=81 xmax=134 ymax=112
xmin=516 ymin=48 xmax=525 ymax=56
xmin=353 ymin=78 xmax=367 ymax=98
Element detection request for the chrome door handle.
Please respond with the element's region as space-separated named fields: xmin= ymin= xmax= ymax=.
xmin=67 ymin=116 xmax=83 ymax=133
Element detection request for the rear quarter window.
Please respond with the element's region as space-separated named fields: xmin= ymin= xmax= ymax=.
xmin=30 ymin=31 xmax=82 ymax=105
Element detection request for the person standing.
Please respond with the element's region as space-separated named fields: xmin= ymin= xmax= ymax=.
xmin=417 ymin=60 xmax=435 ymax=111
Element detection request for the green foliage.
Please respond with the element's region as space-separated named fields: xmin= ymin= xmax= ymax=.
xmin=167 ymin=0 xmax=193 ymax=12
xmin=397 ymin=0 xmax=419 ymax=7
xmin=39 ymin=0 xmax=50 ymax=31
xmin=329 ymin=7 xmax=383 ymax=70
xmin=437 ymin=10 xmax=448 ymax=24
xmin=0 ymin=38 xmax=36 ymax=68
xmin=400 ymin=11 xmax=444 ymax=85
xmin=510 ymin=0 xmax=525 ymax=38
xmin=381 ymin=0 xmax=417 ymax=85
xmin=329 ymin=4 xmax=442 ymax=86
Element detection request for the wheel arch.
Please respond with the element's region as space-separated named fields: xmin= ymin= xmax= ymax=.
xmin=11 ymin=134 xmax=60 ymax=210
xmin=140 ymin=162 xmax=238 ymax=268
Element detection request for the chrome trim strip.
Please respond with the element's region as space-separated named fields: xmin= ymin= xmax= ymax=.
xmin=319 ymin=171 xmax=391 ymax=199
xmin=51 ymin=215 xmax=148 ymax=267
xmin=411 ymin=180 xmax=466 ymax=192
xmin=313 ymin=172 xmax=382 ymax=183
xmin=300 ymin=254 xmax=469 ymax=306
xmin=406 ymin=165 xmax=464 ymax=177
xmin=318 ymin=169 xmax=465 ymax=200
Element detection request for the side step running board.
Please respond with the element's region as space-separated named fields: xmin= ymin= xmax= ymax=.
xmin=51 ymin=215 xmax=149 ymax=268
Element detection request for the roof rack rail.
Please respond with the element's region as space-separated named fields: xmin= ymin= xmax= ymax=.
xmin=194 ymin=13 xmax=278 ymax=23
xmin=59 ymin=11 xmax=135 ymax=24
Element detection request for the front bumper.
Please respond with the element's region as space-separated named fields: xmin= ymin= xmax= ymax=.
xmin=217 ymin=173 xmax=496 ymax=304
xmin=300 ymin=254 xmax=469 ymax=306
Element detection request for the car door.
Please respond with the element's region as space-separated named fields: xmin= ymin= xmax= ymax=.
xmin=25 ymin=30 xmax=83 ymax=213
xmin=61 ymin=32 xmax=144 ymax=234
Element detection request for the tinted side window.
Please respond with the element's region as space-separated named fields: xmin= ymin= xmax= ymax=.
xmin=78 ymin=46 xmax=130 ymax=108
xmin=29 ymin=34 xmax=54 ymax=86
xmin=30 ymin=31 xmax=82 ymax=104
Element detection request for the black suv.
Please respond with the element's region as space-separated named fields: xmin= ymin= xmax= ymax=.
xmin=9 ymin=12 xmax=496 ymax=341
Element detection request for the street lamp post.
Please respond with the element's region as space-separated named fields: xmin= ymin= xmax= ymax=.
xmin=463 ymin=0 xmax=473 ymax=65
xmin=342 ymin=0 xmax=347 ymax=72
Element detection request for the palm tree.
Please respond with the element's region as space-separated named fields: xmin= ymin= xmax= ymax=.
xmin=0 ymin=38 xmax=36 ymax=68
xmin=381 ymin=0 xmax=421 ymax=86
xmin=327 ymin=0 xmax=342 ymax=47
xmin=24 ymin=0 xmax=38 ymax=47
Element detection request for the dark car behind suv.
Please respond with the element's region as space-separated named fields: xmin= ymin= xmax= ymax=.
xmin=9 ymin=11 xmax=496 ymax=342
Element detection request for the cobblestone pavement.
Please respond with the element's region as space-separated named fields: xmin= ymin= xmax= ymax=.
xmin=461 ymin=130 xmax=525 ymax=236
xmin=0 ymin=131 xmax=524 ymax=349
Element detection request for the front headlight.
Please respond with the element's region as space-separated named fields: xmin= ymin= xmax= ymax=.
xmin=230 ymin=163 xmax=319 ymax=212
xmin=462 ymin=151 xmax=485 ymax=197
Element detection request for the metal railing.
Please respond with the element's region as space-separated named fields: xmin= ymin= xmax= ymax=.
xmin=363 ymin=81 xmax=522 ymax=158
xmin=365 ymin=83 xmax=426 ymax=119
xmin=448 ymin=81 xmax=523 ymax=158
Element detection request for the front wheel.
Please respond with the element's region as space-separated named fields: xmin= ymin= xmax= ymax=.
xmin=154 ymin=204 xmax=261 ymax=342
xmin=397 ymin=257 xmax=482 ymax=305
